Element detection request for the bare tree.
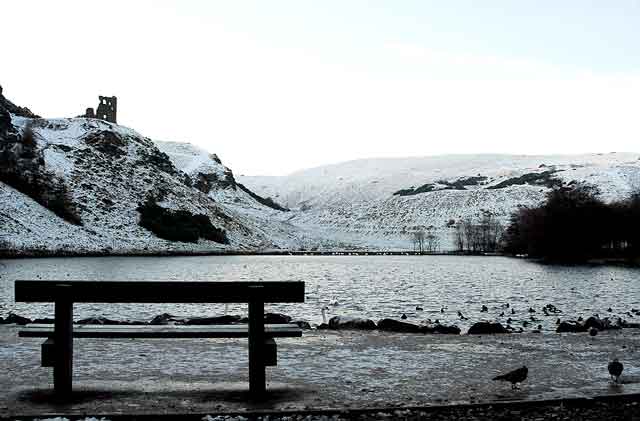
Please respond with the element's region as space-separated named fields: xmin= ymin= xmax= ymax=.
xmin=454 ymin=221 xmax=465 ymax=251
xmin=425 ymin=229 xmax=440 ymax=253
xmin=453 ymin=214 xmax=503 ymax=253
xmin=412 ymin=229 xmax=426 ymax=254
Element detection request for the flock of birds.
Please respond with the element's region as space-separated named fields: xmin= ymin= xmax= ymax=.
xmin=322 ymin=298 xmax=628 ymax=391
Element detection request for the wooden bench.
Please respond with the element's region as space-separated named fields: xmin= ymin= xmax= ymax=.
xmin=14 ymin=280 xmax=305 ymax=398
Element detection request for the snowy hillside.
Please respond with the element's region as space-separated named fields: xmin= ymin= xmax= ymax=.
xmin=239 ymin=153 xmax=640 ymax=250
xmin=3 ymin=85 xmax=640 ymax=254
xmin=0 ymin=90 xmax=310 ymax=255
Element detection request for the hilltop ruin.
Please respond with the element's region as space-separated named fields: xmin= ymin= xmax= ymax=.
xmin=82 ymin=96 xmax=117 ymax=123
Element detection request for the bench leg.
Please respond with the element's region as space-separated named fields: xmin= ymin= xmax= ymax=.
xmin=248 ymin=300 xmax=265 ymax=397
xmin=54 ymin=300 xmax=73 ymax=397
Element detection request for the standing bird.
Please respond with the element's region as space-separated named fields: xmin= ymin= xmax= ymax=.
xmin=401 ymin=313 xmax=408 ymax=320
xmin=493 ymin=366 xmax=528 ymax=389
xmin=321 ymin=306 xmax=330 ymax=324
xmin=608 ymin=359 xmax=623 ymax=383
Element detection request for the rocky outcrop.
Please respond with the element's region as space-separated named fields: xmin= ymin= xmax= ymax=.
xmin=33 ymin=318 xmax=55 ymax=324
xmin=0 ymin=85 xmax=39 ymax=118
xmin=1 ymin=313 xmax=32 ymax=325
xmin=377 ymin=318 xmax=422 ymax=333
xmin=264 ymin=313 xmax=292 ymax=324
xmin=556 ymin=316 xmax=623 ymax=333
xmin=556 ymin=320 xmax=587 ymax=333
xmin=0 ymin=115 xmax=81 ymax=225
xmin=149 ymin=313 xmax=185 ymax=325
xmin=328 ymin=316 xmax=377 ymax=330
xmin=184 ymin=315 xmax=242 ymax=325
xmin=137 ymin=199 xmax=229 ymax=244
xmin=195 ymin=170 xmax=237 ymax=193
xmin=76 ymin=316 xmax=124 ymax=325
xmin=293 ymin=320 xmax=312 ymax=329
xmin=423 ymin=323 xmax=461 ymax=334
xmin=467 ymin=321 xmax=509 ymax=335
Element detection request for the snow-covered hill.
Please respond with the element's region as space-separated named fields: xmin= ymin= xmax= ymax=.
xmin=239 ymin=153 xmax=640 ymax=250
xmin=4 ymin=86 xmax=640 ymax=254
xmin=0 ymin=90 xmax=308 ymax=255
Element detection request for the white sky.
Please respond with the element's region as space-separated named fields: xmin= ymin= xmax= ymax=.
xmin=3 ymin=1 xmax=640 ymax=175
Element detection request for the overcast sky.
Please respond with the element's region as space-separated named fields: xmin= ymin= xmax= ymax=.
xmin=3 ymin=1 xmax=640 ymax=175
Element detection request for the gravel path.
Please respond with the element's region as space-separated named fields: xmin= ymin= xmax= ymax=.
xmin=1 ymin=326 xmax=639 ymax=418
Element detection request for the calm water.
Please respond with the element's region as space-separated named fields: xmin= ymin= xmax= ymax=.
xmin=1 ymin=255 xmax=638 ymax=332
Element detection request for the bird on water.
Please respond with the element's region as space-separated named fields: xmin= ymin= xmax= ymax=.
xmin=608 ymin=359 xmax=623 ymax=383
xmin=492 ymin=366 xmax=528 ymax=389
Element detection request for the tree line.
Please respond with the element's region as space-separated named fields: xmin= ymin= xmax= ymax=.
xmin=503 ymin=185 xmax=640 ymax=261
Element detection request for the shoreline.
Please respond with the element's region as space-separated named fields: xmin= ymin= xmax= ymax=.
xmin=0 ymin=249 xmax=492 ymax=259
xmin=2 ymin=249 xmax=639 ymax=267
xmin=3 ymin=392 xmax=640 ymax=420
xmin=2 ymin=328 xmax=639 ymax=419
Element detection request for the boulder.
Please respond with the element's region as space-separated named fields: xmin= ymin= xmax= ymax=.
xmin=76 ymin=316 xmax=122 ymax=325
xmin=328 ymin=316 xmax=377 ymax=330
xmin=293 ymin=320 xmax=312 ymax=330
xmin=264 ymin=313 xmax=292 ymax=324
xmin=3 ymin=313 xmax=32 ymax=325
xmin=32 ymin=318 xmax=55 ymax=324
xmin=377 ymin=318 xmax=421 ymax=333
xmin=149 ymin=313 xmax=184 ymax=325
xmin=467 ymin=321 xmax=509 ymax=335
xmin=556 ymin=321 xmax=587 ymax=333
xmin=120 ymin=319 xmax=147 ymax=325
xmin=184 ymin=315 xmax=241 ymax=325
xmin=428 ymin=324 xmax=461 ymax=335
xmin=584 ymin=316 xmax=604 ymax=330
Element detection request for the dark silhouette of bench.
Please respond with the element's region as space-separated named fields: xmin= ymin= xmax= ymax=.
xmin=15 ymin=280 xmax=305 ymax=398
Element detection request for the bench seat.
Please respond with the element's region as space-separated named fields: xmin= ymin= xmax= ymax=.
xmin=19 ymin=323 xmax=303 ymax=339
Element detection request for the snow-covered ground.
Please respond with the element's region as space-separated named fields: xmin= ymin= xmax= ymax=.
xmin=240 ymin=153 xmax=640 ymax=250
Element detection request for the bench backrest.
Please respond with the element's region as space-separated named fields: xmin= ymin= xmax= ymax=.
xmin=14 ymin=280 xmax=305 ymax=303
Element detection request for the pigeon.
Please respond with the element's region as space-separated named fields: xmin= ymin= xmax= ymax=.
xmin=511 ymin=308 xmax=516 ymax=315
xmin=499 ymin=311 xmax=505 ymax=317
xmin=608 ymin=359 xmax=623 ymax=383
xmin=481 ymin=305 xmax=488 ymax=312
xmin=401 ymin=313 xmax=408 ymax=320
xmin=493 ymin=366 xmax=528 ymax=389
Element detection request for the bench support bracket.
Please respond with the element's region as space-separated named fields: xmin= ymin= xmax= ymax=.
xmin=248 ymin=298 xmax=265 ymax=396
xmin=41 ymin=337 xmax=55 ymax=367
xmin=54 ymin=297 xmax=73 ymax=397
